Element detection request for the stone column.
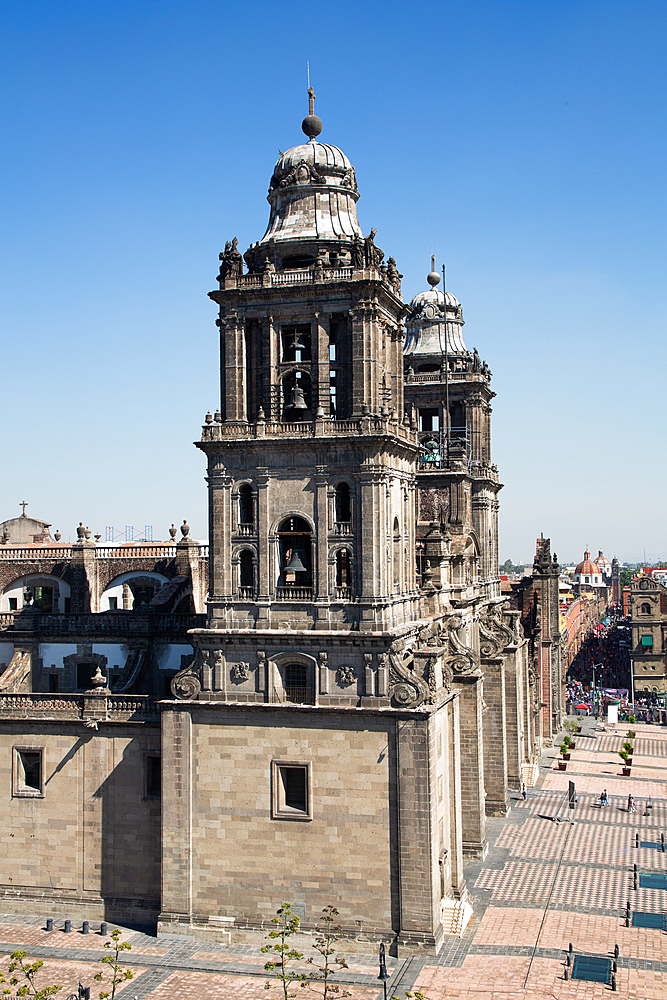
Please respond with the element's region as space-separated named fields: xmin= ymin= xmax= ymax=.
xmin=481 ymin=656 xmax=509 ymax=816
xmin=453 ymin=673 xmax=487 ymax=858
xmin=395 ymin=712 xmax=444 ymax=955
xmin=314 ymin=466 xmax=329 ymax=628
xmin=222 ymin=315 xmax=245 ymax=422
xmin=447 ymin=694 xmax=465 ymax=896
xmin=256 ymin=468 xmax=271 ymax=626
xmin=159 ymin=707 xmax=193 ymax=933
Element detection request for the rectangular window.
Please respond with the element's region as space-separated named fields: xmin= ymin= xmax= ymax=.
xmin=146 ymin=754 xmax=161 ymax=798
xmin=49 ymin=674 xmax=59 ymax=693
xmin=13 ymin=747 xmax=44 ymax=797
xmin=8 ymin=598 xmax=17 ymax=611
xmin=108 ymin=597 xmax=118 ymax=610
xmin=641 ymin=635 xmax=653 ymax=647
xmin=272 ymin=760 xmax=311 ymax=820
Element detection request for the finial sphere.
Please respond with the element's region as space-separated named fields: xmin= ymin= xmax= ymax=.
xmin=302 ymin=114 xmax=323 ymax=139
xmin=427 ymin=270 xmax=441 ymax=287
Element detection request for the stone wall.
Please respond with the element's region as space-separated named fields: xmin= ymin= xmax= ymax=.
xmin=0 ymin=719 xmax=161 ymax=924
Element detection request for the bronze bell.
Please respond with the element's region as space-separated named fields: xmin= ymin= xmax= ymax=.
xmin=293 ymin=332 xmax=309 ymax=352
xmin=288 ymin=384 xmax=308 ymax=410
xmin=284 ymin=549 xmax=308 ymax=574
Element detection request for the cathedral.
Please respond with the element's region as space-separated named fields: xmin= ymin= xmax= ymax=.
xmin=0 ymin=95 xmax=563 ymax=955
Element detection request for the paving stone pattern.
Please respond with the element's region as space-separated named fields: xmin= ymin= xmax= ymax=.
xmin=2 ymin=719 xmax=667 ymax=997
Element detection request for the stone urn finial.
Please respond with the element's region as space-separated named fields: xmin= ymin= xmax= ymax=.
xmin=76 ymin=522 xmax=85 ymax=540
xmin=169 ymin=523 xmax=177 ymax=541
xmin=54 ymin=530 xmax=62 ymax=541
xmin=89 ymin=664 xmax=108 ymax=691
xmin=94 ymin=533 xmax=101 ymax=543
xmin=214 ymin=409 xmax=222 ymax=422
xmin=181 ymin=519 xmax=190 ymax=538
xmin=84 ymin=526 xmax=92 ymax=541
xmin=205 ymin=411 xmax=213 ymax=424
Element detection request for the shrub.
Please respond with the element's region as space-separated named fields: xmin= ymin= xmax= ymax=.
xmin=623 ymin=742 xmax=633 ymax=753
xmin=629 ymin=715 xmax=636 ymax=724
xmin=619 ymin=750 xmax=629 ymax=763
xmin=563 ymin=735 xmax=572 ymax=746
xmin=627 ymin=730 xmax=636 ymax=739
xmin=560 ymin=743 xmax=569 ymax=756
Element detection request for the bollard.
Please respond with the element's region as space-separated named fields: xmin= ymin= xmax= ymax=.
xmin=614 ymin=943 xmax=619 ymax=958
xmin=569 ymin=942 xmax=573 ymax=953
xmin=82 ymin=921 xmax=89 ymax=934
xmin=662 ymin=833 xmax=665 ymax=853
xmin=633 ymin=863 xmax=637 ymax=873
xmin=612 ymin=973 xmax=617 ymax=991
xmin=566 ymin=953 xmax=570 ymax=967
xmin=100 ymin=922 xmax=107 ymax=936
xmin=613 ymin=959 xmax=617 ymax=973
xmin=635 ymin=833 xmax=639 ymax=848
xmin=564 ymin=966 xmax=569 ymax=981
xmin=83 ymin=989 xmax=90 ymax=1000
xmin=64 ymin=919 xmax=71 ymax=933
xmin=46 ymin=919 xmax=53 ymax=932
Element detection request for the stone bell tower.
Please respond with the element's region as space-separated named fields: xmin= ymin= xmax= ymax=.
xmin=160 ymin=96 xmax=478 ymax=955
xmin=200 ymin=94 xmax=420 ymax=633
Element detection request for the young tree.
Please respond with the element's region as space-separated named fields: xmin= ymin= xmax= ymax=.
xmin=1 ymin=951 xmax=61 ymax=1000
xmin=304 ymin=906 xmax=350 ymax=999
xmin=93 ymin=928 xmax=133 ymax=1000
xmin=262 ymin=903 xmax=307 ymax=1000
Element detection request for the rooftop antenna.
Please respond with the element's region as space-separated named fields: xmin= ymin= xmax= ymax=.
xmin=443 ymin=264 xmax=450 ymax=466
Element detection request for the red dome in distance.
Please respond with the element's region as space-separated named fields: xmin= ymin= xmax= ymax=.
xmin=575 ymin=549 xmax=599 ymax=576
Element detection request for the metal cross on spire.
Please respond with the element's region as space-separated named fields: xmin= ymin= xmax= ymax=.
xmin=19 ymin=500 xmax=28 ymax=516
xmin=308 ymin=86 xmax=316 ymax=115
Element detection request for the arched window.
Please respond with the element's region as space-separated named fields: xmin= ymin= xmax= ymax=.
xmin=277 ymin=517 xmax=312 ymax=596
xmin=393 ymin=518 xmax=401 ymax=592
xmin=334 ymin=482 xmax=351 ymax=524
xmin=641 ymin=602 xmax=651 ymax=615
xmin=238 ymin=484 xmax=253 ymax=526
xmin=281 ymin=371 xmax=312 ymax=420
xmin=239 ymin=551 xmax=254 ymax=596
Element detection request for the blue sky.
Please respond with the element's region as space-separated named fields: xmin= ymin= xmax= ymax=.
xmin=1 ymin=1 xmax=665 ymax=563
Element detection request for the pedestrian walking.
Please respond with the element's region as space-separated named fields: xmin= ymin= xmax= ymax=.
xmin=628 ymin=793 xmax=636 ymax=813
xmin=522 ymin=782 xmax=527 ymax=800
xmin=600 ymin=788 xmax=608 ymax=807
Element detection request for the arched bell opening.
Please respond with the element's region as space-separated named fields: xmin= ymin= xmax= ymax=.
xmin=276 ymin=516 xmax=313 ymax=597
xmin=281 ymin=370 xmax=312 ymax=421
xmin=238 ymin=483 xmax=254 ymax=528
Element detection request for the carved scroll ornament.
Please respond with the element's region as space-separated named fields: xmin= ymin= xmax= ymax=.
xmin=171 ymin=649 xmax=202 ymax=700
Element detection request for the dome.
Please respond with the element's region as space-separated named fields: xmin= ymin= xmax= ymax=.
xmin=596 ymin=550 xmax=612 ymax=574
xmin=252 ymin=139 xmax=362 ymax=250
xmin=404 ymin=268 xmax=466 ymax=357
xmin=271 ymin=141 xmax=354 ymax=180
xmin=409 ymin=287 xmax=460 ymax=314
xmin=575 ymin=550 xmax=600 ymax=578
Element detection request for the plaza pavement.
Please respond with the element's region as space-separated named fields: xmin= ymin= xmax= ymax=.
xmin=1 ymin=718 xmax=666 ymax=999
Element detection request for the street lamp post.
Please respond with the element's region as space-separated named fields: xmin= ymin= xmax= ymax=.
xmin=378 ymin=942 xmax=389 ymax=1000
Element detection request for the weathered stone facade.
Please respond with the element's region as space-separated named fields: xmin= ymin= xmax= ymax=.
xmin=0 ymin=99 xmax=542 ymax=955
